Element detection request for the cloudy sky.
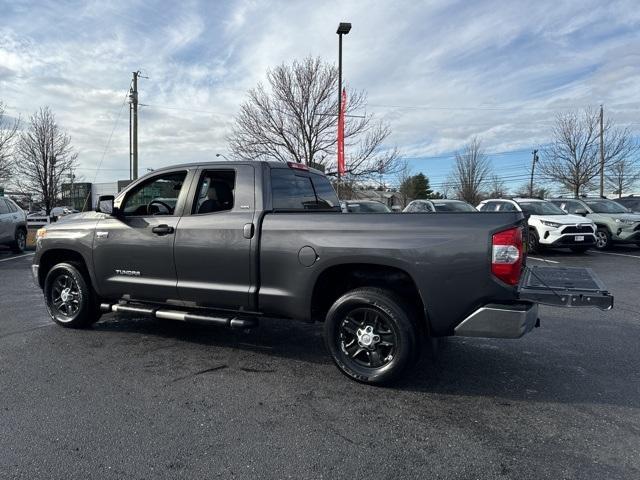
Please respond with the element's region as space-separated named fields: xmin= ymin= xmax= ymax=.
xmin=1 ymin=0 xmax=640 ymax=191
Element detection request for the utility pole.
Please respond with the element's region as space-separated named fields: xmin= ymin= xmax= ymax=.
xmin=130 ymin=71 xmax=139 ymax=180
xmin=599 ymin=104 xmax=605 ymax=198
xmin=529 ymin=149 xmax=539 ymax=197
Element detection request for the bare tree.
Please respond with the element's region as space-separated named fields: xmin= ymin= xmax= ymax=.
xmin=606 ymin=156 xmax=640 ymax=197
xmin=451 ymin=137 xmax=492 ymax=205
xmin=540 ymin=108 xmax=636 ymax=197
xmin=486 ymin=174 xmax=507 ymax=198
xmin=0 ymin=101 xmax=19 ymax=185
xmin=228 ymin=56 xmax=399 ymax=179
xmin=514 ymin=182 xmax=550 ymax=199
xmin=14 ymin=107 xmax=78 ymax=215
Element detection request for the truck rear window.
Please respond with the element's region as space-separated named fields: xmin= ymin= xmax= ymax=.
xmin=271 ymin=169 xmax=339 ymax=211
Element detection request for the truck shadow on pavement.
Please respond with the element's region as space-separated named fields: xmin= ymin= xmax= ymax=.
xmin=91 ymin=313 xmax=638 ymax=409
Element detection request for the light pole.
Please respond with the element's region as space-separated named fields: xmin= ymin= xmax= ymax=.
xmin=216 ymin=153 xmax=230 ymax=161
xmin=336 ymin=22 xmax=351 ymax=196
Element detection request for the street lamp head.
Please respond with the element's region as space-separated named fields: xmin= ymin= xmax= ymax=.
xmin=336 ymin=22 xmax=352 ymax=35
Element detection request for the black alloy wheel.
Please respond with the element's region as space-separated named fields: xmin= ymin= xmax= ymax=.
xmin=324 ymin=288 xmax=418 ymax=385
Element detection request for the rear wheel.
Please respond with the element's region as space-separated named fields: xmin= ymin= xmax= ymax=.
xmin=595 ymin=228 xmax=611 ymax=250
xmin=324 ymin=287 xmax=419 ymax=385
xmin=44 ymin=262 xmax=98 ymax=328
xmin=570 ymin=246 xmax=590 ymax=253
xmin=11 ymin=228 xmax=26 ymax=253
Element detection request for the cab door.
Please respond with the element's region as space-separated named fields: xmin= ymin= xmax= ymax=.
xmin=174 ymin=165 xmax=256 ymax=311
xmin=92 ymin=169 xmax=194 ymax=303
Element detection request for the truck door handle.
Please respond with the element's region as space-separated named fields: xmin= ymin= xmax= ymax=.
xmin=243 ymin=223 xmax=254 ymax=239
xmin=152 ymin=224 xmax=174 ymax=235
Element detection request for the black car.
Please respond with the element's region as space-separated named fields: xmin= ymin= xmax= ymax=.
xmin=615 ymin=196 xmax=640 ymax=213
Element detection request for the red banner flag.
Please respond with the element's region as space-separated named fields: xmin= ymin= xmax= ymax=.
xmin=337 ymin=88 xmax=347 ymax=176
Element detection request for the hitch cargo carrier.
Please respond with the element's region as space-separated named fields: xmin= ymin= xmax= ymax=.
xmin=519 ymin=266 xmax=613 ymax=310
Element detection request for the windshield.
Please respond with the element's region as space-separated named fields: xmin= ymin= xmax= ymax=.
xmin=432 ymin=201 xmax=476 ymax=212
xmin=584 ymin=199 xmax=630 ymax=214
xmin=346 ymin=202 xmax=391 ymax=213
xmin=518 ymin=201 xmax=567 ymax=216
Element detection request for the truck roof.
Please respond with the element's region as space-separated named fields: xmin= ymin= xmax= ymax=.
xmin=141 ymin=160 xmax=327 ymax=177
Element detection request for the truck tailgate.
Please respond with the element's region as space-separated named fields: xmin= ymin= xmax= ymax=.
xmin=519 ymin=266 xmax=613 ymax=310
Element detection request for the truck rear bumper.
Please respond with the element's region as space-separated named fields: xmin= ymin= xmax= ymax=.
xmin=454 ymin=303 xmax=539 ymax=339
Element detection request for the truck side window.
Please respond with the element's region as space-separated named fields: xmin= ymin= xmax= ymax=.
xmin=193 ymin=170 xmax=236 ymax=214
xmin=0 ymin=199 xmax=9 ymax=214
xmin=121 ymin=171 xmax=187 ymax=216
xmin=271 ymin=169 xmax=339 ymax=211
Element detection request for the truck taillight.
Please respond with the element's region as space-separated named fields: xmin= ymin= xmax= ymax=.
xmin=491 ymin=227 xmax=523 ymax=286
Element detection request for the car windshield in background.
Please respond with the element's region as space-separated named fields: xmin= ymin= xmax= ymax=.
xmin=346 ymin=202 xmax=390 ymax=213
xmin=519 ymin=201 xmax=567 ymax=216
xmin=432 ymin=202 xmax=476 ymax=212
xmin=585 ymin=199 xmax=629 ymax=214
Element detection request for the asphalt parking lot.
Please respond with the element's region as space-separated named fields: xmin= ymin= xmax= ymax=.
xmin=1 ymin=246 xmax=639 ymax=479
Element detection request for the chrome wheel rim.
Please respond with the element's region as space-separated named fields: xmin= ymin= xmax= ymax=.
xmin=51 ymin=273 xmax=81 ymax=319
xmin=596 ymin=231 xmax=607 ymax=249
xmin=339 ymin=307 xmax=397 ymax=369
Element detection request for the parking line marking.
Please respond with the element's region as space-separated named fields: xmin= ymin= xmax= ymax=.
xmin=0 ymin=253 xmax=35 ymax=263
xmin=528 ymin=256 xmax=560 ymax=264
xmin=591 ymin=251 xmax=640 ymax=260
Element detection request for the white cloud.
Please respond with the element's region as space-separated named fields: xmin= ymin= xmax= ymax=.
xmin=0 ymin=0 xmax=639 ymax=187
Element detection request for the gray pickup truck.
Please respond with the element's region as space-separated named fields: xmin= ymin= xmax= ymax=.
xmin=32 ymin=161 xmax=613 ymax=384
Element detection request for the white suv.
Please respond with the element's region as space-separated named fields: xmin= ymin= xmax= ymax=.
xmin=477 ymin=198 xmax=597 ymax=253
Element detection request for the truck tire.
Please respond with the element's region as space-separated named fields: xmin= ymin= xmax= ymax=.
xmin=44 ymin=262 xmax=98 ymax=328
xmin=595 ymin=228 xmax=611 ymax=250
xmin=324 ymin=287 xmax=418 ymax=385
xmin=527 ymin=229 xmax=540 ymax=254
xmin=11 ymin=228 xmax=26 ymax=253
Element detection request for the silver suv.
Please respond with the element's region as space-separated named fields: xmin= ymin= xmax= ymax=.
xmin=0 ymin=197 xmax=27 ymax=253
xmin=549 ymin=198 xmax=640 ymax=250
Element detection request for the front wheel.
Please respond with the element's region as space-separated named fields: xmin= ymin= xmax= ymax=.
xmin=527 ymin=229 xmax=540 ymax=254
xmin=44 ymin=262 xmax=98 ymax=328
xmin=11 ymin=228 xmax=26 ymax=253
xmin=595 ymin=228 xmax=611 ymax=250
xmin=324 ymin=288 xmax=419 ymax=385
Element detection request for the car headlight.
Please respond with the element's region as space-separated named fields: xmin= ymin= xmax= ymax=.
xmin=615 ymin=218 xmax=635 ymax=225
xmin=541 ymin=220 xmax=562 ymax=228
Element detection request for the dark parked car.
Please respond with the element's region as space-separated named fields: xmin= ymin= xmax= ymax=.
xmin=340 ymin=200 xmax=391 ymax=213
xmin=32 ymin=161 xmax=613 ymax=384
xmin=614 ymin=196 xmax=640 ymax=213
xmin=0 ymin=196 xmax=27 ymax=253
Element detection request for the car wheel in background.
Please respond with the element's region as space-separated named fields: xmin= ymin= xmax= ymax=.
xmin=324 ymin=287 xmax=418 ymax=385
xmin=570 ymin=246 xmax=590 ymax=254
xmin=11 ymin=228 xmax=26 ymax=253
xmin=44 ymin=262 xmax=98 ymax=328
xmin=595 ymin=228 xmax=611 ymax=250
xmin=527 ymin=229 xmax=540 ymax=254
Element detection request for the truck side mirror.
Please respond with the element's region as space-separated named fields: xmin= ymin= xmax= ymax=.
xmin=96 ymin=195 xmax=116 ymax=215
xmin=575 ymin=208 xmax=587 ymax=216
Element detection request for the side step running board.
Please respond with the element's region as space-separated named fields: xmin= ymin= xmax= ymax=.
xmin=100 ymin=303 xmax=258 ymax=329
